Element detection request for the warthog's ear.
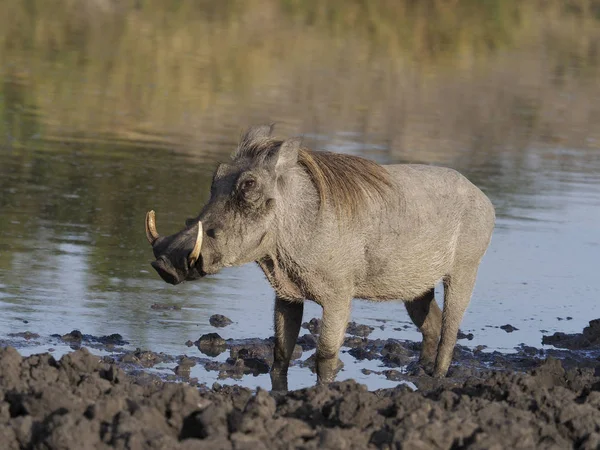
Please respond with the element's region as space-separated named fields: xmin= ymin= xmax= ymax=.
xmin=270 ymin=138 xmax=300 ymax=173
xmin=240 ymin=124 xmax=274 ymax=146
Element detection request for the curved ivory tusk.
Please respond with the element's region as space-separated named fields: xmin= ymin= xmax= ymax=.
xmin=145 ymin=210 xmax=160 ymax=245
xmin=188 ymin=221 xmax=203 ymax=265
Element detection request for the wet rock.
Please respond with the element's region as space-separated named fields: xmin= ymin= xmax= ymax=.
xmin=542 ymin=319 xmax=600 ymax=350
xmin=227 ymin=339 xmax=301 ymax=371
xmin=381 ymin=340 xmax=412 ymax=367
xmin=346 ymin=322 xmax=374 ymax=337
xmin=7 ymin=331 xmax=40 ymax=340
xmin=179 ymin=356 xmax=196 ymax=367
xmin=97 ymin=333 xmax=127 ymax=346
xmin=240 ymin=358 xmax=270 ymax=374
xmin=229 ymin=339 xmax=273 ymax=362
xmin=150 ymin=303 xmax=182 ymax=311
xmin=173 ymin=357 xmax=196 ymax=379
xmin=500 ymin=324 xmax=519 ymax=333
xmin=348 ymin=347 xmax=378 ymax=361
xmin=205 ymin=356 xmax=269 ymax=379
xmin=210 ymin=314 xmax=233 ymax=328
xmin=120 ymin=348 xmax=168 ymax=368
xmin=517 ymin=344 xmax=541 ymax=356
xmin=196 ymin=333 xmax=227 ymax=357
xmin=51 ymin=330 xmax=129 ymax=348
xmin=301 ymin=318 xmax=321 ymax=335
xmin=174 ymin=364 xmax=192 ymax=378
xmin=383 ymin=369 xmax=403 ymax=381
xmin=457 ymin=330 xmax=474 ymax=340
xmin=343 ymin=336 xmax=365 ymax=348
xmin=59 ymin=329 xmax=83 ymax=342
xmin=297 ymin=333 xmax=317 ymax=350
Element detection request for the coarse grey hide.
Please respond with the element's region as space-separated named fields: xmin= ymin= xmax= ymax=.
xmin=145 ymin=125 xmax=495 ymax=390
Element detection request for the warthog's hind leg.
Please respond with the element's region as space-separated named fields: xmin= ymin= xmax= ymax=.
xmin=270 ymin=297 xmax=304 ymax=391
xmin=404 ymin=288 xmax=442 ymax=372
xmin=434 ymin=267 xmax=479 ymax=378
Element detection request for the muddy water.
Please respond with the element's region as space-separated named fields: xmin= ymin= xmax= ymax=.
xmin=1 ymin=1 xmax=600 ymax=391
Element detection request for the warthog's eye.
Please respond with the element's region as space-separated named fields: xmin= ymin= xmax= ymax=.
xmin=241 ymin=179 xmax=256 ymax=191
xmin=236 ymin=175 xmax=261 ymax=207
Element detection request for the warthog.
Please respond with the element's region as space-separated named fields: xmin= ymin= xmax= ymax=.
xmin=145 ymin=125 xmax=495 ymax=390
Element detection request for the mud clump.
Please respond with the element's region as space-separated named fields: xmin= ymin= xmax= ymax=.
xmin=205 ymin=356 xmax=271 ymax=379
xmin=118 ymin=348 xmax=172 ymax=368
xmin=2 ymin=346 xmax=600 ymax=449
xmin=174 ymin=357 xmax=197 ymax=379
xmin=52 ymin=330 xmax=129 ymax=349
xmin=457 ymin=330 xmax=474 ymax=340
xmin=346 ymin=321 xmax=374 ymax=337
xmin=302 ymin=318 xmax=321 ymax=335
xmin=205 ymin=339 xmax=303 ymax=381
xmin=195 ymin=333 xmax=227 ymax=357
xmin=229 ymin=338 xmax=302 ymax=364
xmin=543 ymin=318 xmax=600 ymax=349
xmin=7 ymin=331 xmax=40 ymax=341
xmin=150 ymin=303 xmax=182 ymax=311
xmin=297 ymin=333 xmax=317 ymax=350
xmin=209 ymin=314 xmax=233 ymax=328
xmin=500 ymin=324 xmax=519 ymax=333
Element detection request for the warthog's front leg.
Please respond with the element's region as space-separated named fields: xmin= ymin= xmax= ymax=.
xmin=316 ymin=297 xmax=352 ymax=384
xmin=434 ymin=267 xmax=478 ymax=377
xmin=404 ymin=288 xmax=442 ymax=372
xmin=270 ymin=297 xmax=304 ymax=391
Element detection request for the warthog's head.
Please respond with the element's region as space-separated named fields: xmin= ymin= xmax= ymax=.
xmin=145 ymin=125 xmax=300 ymax=285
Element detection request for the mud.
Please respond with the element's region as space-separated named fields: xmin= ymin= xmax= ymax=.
xmin=52 ymin=330 xmax=129 ymax=351
xmin=542 ymin=318 xmax=600 ymax=350
xmin=195 ymin=333 xmax=227 ymax=357
xmin=150 ymin=303 xmax=182 ymax=311
xmin=500 ymin=324 xmax=519 ymax=333
xmin=3 ymin=319 xmax=600 ymax=448
xmin=2 ymin=346 xmax=600 ymax=449
xmin=210 ymin=315 xmax=234 ymax=328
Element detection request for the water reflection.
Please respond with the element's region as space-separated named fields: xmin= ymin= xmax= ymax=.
xmin=1 ymin=0 xmax=600 ymax=390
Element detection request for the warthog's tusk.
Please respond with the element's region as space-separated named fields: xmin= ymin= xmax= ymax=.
xmin=188 ymin=221 xmax=203 ymax=265
xmin=145 ymin=210 xmax=160 ymax=245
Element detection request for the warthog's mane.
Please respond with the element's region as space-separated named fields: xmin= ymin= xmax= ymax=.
xmin=235 ymin=136 xmax=394 ymax=218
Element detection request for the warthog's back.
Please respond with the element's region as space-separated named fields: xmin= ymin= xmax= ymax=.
xmin=354 ymin=164 xmax=495 ymax=301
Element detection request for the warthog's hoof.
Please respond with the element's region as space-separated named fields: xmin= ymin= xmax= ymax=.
xmin=406 ymin=360 xmax=435 ymax=377
xmin=270 ymin=371 xmax=289 ymax=392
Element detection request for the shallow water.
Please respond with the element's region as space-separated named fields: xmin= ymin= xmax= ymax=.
xmin=1 ymin=1 xmax=600 ymax=390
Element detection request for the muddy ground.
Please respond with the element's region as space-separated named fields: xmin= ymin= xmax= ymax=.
xmin=2 ymin=319 xmax=600 ymax=449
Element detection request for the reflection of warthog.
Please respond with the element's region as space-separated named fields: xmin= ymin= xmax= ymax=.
xmin=145 ymin=125 xmax=495 ymax=390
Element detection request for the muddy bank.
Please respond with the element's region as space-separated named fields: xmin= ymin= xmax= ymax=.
xmin=2 ymin=346 xmax=600 ymax=449
xmin=3 ymin=319 xmax=600 ymax=448
xmin=6 ymin=318 xmax=600 ymax=391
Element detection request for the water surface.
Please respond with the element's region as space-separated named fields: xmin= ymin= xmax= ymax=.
xmin=1 ymin=0 xmax=600 ymax=390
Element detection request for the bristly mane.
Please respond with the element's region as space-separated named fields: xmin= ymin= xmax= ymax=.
xmin=235 ymin=136 xmax=394 ymax=218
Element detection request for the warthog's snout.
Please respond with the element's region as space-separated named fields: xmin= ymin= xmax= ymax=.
xmin=151 ymin=257 xmax=180 ymax=285
xmin=145 ymin=210 xmax=203 ymax=284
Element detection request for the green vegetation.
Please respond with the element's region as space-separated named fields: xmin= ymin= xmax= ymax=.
xmin=0 ymin=0 xmax=599 ymax=152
